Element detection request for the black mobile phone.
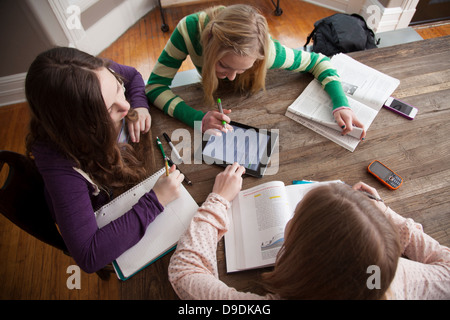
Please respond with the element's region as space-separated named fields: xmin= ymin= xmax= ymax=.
xmin=367 ymin=160 xmax=403 ymax=190
xmin=383 ymin=97 xmax=418 ymax=120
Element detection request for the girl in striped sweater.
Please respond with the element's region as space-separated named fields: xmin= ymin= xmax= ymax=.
xmin=146 ymin=4 xmax=365 ymax=138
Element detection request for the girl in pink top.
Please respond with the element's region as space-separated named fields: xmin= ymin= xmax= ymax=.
xmin=169 ymin=163 xmax=450 ymax=299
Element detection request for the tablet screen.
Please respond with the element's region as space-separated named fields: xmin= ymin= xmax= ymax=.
xmin=201 ymin=121 xmax=277 ymax=178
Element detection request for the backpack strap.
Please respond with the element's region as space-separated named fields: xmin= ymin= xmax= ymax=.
xmin=304 ymin=20 xmax=326 ymax=50
xmin=304 ymin=25 xmax=318 ymax=49
xmin=350 ymin=13 xmax=380 ymax=46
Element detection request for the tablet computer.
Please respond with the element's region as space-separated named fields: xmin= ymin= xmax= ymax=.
xmin=201 ymin=121 xmax=278 ymax=178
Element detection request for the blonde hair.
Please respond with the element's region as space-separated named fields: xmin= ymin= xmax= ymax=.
xmin=262 ymin=183 xmax=401 ymax=300
xmin=200 ymin=4 xmax=270 ymax=107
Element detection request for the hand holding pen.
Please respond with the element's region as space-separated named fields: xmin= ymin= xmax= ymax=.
xmin=200 ymin=99 xmax=232 ymax=134
xmin=351 ymin=182 xmax=383 ymax=202
xmin=351 ymin=181 xmax=387 ymax=213
xmin=156 ymin=136 xmax=192 ymax=185
xmin=152 ymin=165 xmax=184 ymax=206
xmin=166 ymin=156 xmax=192 ymax=185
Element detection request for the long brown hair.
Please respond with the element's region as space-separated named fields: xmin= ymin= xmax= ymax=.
xmin=262 ymin=183 xmax=401 ymax=299
xmin=200 ymin=4 xmax=270 ymax=107
xmin=25 ymin=47 xmax=153 ymax=195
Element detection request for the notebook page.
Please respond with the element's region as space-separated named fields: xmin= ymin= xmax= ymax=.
xmin=95 ymin=168 xmax=199 ymax=279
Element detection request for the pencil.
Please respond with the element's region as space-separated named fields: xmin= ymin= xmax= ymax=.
xmin=164 ymin=159 xmax=170 ymax=176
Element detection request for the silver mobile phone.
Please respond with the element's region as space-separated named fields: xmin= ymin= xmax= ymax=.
xmin=383 ymin=97 xmax=418 ymax=120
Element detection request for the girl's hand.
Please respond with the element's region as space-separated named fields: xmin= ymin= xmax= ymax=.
xmin=212 ymin=162 xmax=245 ymax=202
xmin=128 ymin=107 xmax=152 ymax=143
xmin=202 ymin=109 xmax=233 ymax=135
xmin=153 ymin=165 xmax=184 ymax=206
xmin=333 ymin=108 xmax=366 ymax=140
xmin=352 ymin=181 xmax=387 ymax=213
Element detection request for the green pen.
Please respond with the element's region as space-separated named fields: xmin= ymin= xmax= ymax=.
xmin=217 ymin=98 xmax=227 ymax=129
xmin=156 ymin=136 xmax=169 ymax=176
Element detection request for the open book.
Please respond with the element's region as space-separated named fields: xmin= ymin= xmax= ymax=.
xmin=285 ymin=53 xmax=400 ymax=152
xmin=95 ymin=168 xmax=199 ymax=280
xmin=224 ymin=180 xmax=340 ymax=273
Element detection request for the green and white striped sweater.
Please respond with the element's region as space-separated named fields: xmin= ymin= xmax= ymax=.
xmin=146 ymin=9 xmax=349 ymax=128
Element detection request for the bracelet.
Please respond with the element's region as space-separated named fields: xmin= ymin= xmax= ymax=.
xmin=332 ymin=106 xmax=352 ymax=114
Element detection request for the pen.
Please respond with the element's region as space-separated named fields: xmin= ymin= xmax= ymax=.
xmin=217 ymin=98 xmax=227 ymax=129
xmin=163 ymin=132 xmax=183 ymax=163
xmin=360 ymin=191 xmax=384 ymax=202
xmin=156 ymin=136 xmax=170 ymax=176
xmin=166 ymin=156 xmax=192 ymax=186
xmin=344 ymin=183 xmax=383 ymax=202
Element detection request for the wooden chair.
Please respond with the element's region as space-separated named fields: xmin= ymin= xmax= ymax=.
xmin=0 ymin=150 xmax=113 ymax=280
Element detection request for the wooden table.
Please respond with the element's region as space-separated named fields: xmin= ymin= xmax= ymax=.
xmin=118 ymin=36 xmax=450 ymax=299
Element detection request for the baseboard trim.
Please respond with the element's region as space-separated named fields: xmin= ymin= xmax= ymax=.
xmin=0 ymin=72 xmax=27 ymax=107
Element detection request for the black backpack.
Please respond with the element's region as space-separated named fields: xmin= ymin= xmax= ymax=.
xmin=304 ymin=13 xmax=379 ymax=57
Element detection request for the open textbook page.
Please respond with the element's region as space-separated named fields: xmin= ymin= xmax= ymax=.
xmin=331 ymin=53 xmax=400 ymax=109
xmin=285 ymin=53 xmax=400 ymax=152
xmin=225 ymin=180 xmax=340 ymax=272
xmin=286 ymin=80 xmax=372 ymax=140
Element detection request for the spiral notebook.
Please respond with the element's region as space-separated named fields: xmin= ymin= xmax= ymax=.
xmin=95 ymin=168 xmax=199 ymax=280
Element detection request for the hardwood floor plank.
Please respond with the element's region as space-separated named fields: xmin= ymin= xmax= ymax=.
xmin=413 ymin=21 xmax=450 ymax=39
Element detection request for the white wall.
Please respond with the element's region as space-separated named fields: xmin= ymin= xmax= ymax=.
xmin=38 ymin=0 xmax=156 ymax=55
xmin=360 ymin=0 xmax=418 ymax=32
xmin=0 ymin=0 xmax=55 ymax=106
xmin=0 ymin=0 xmax=158 ymax=107
xmin=303 ymin=0 xmax=418 ymax=32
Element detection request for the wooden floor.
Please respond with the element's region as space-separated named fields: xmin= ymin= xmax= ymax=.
xmin=1 ymin=0 xmax=449 ymax=300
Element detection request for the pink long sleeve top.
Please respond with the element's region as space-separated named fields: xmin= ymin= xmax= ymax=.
xmin=168 ymin=193 xmax=450 ymax=299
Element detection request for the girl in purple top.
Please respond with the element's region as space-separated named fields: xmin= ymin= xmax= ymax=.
xmin=25 ymin=47 xmax=184 ymax=273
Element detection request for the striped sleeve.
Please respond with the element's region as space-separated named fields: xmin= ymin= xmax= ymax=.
xmin=267 ymin=38 xmax=349 ymax=110
xmin=146 ymin=14 xmax=206 ymax=128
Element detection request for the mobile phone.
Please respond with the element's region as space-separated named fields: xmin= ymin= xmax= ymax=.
xmin=367 ymin=160 xmax=403 ymax=190
xmin=383 ymin=97 xmax=418 ymax=120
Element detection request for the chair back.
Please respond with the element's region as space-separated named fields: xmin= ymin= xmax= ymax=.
xmin=0 ymin=150 xmax=67 ymax=252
